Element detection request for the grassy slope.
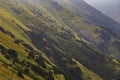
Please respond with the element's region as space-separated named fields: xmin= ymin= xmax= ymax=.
xmin=0 ymin=0 xmax=102 ymax=80
xmin=20 ymin=0 xmax=120 ymax=80
xmin=39 ymin=0 xmax=120 ymax=60
xmin=0 ymin=0 xmax=120 ymax=80
xmin=73 ymin=59 xmax=102 ymax=80
xmin=0 ymin=0 xmax=67 ymax=80
xmin=27 ymin=0 xmax=120 ymax=80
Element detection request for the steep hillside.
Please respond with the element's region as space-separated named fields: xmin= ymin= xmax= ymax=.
xmin=42 ymin=0 xmax=120 ymax=60
xmin=55 ymin=0 xmax=120 ymax=37
xmin=0 ymin=0 xmax=68 ymax=80
xmin=0 ymin=0 xmax=120 ymax=80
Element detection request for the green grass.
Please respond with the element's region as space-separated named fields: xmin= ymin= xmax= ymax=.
xmin=0 ymin=0 xmax=120 ymax=80
xmin=73 ymin=59 xmax=102 ymax=80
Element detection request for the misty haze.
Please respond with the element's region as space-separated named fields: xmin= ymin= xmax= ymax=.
xmin=84 ymin=0 xmax=120 ymax=23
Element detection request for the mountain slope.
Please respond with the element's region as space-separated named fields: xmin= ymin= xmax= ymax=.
xmin=54 ymin=0 xmax=120 ymax=37
xmin=0 ymin=0 xmax=120 ymax=80
xmin=42 ymin=0 xmax=120 ymax=60
xmin=0 ymin=0 xmax=68 ymax=80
